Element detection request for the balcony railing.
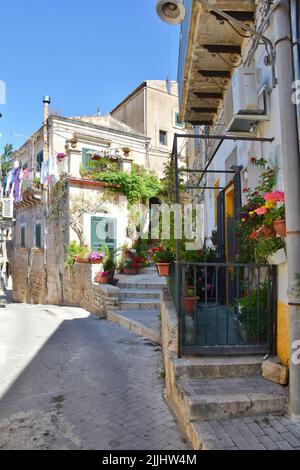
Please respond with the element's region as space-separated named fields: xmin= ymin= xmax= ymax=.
xmin=170 ymin=261 xmax=277 ymax=356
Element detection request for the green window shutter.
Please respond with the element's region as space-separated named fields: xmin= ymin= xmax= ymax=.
xmin=91 ymin=217 xmax=117 ymax=252
xmin=35 ymin=224 xmax=42 ymax=249
xmin=82 ymin=148 xmax=91 ymax=171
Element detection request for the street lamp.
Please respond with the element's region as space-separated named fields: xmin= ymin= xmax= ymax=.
xmin=156 ymin=0 xmax=186 ymax=25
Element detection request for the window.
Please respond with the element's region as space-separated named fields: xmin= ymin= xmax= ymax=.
xmin=35 ymin=224 xmax=42 ymax=249
xmin=36 ymin=151 xmax=43 ymax=171
xmin=20 ymin=225 xmax=26 ymax=248
xmin=159 ymin=130 xmax=168 ymax=146
xmin=175 ymin=112 xmax=184 ymax=128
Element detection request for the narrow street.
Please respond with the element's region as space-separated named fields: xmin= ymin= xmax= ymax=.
xmin=0 ymin=301 xmax=188 ymax=450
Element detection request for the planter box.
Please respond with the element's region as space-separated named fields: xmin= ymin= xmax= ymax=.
xmin=267 ymin=248 xmax=286 ymax=265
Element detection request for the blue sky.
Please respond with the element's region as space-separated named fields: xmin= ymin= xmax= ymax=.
xmin=0 ymin=0 xmax=180 ymax=153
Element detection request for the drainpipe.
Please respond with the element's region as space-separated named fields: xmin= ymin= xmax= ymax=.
xmin=273 ymin=0 xmax=300 ymax=418
xmin=43 ymin=96 xmax=51 ymax=301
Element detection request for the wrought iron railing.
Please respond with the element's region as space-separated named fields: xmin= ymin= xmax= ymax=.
xmin=169 ymin=261 xmax=277 ymax=356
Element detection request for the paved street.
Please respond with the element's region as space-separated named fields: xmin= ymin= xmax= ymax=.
xmin=0 ymin=302 xmax=188 ymax=450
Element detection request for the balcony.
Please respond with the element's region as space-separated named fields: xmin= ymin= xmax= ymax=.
xmin=178 ymin=0 xmax=255 ymax=125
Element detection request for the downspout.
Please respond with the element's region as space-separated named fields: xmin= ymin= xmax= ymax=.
xmin=273 ymin=0 xmax=300 ymax=419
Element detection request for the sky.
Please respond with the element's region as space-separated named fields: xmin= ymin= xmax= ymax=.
xmin=0 ymin=0 xmax=180 ymax=153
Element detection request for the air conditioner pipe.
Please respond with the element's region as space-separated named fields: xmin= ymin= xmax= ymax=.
xmin=273 ymin=0 xmax=300 ymax=419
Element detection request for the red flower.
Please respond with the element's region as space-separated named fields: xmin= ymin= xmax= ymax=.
xmin=243 ymin=187 xmax=249 ymax=193
xmin=250 ymin=157 xmax=257 ymax=164
xmin=249 ymin=230 xmax=258 ymax=240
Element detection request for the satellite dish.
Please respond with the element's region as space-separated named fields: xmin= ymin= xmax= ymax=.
xmin=156 ymin=0 xmax=186 ymax=25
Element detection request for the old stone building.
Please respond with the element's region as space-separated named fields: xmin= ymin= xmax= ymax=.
xmin=111 ymin=80 xmax=187 ymax=175
xmin=11 ymin=109 xmax=151 ymax=307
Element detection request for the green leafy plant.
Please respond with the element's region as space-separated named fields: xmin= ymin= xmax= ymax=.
xmin=90 ymin=164 xmax=162 ymax=204
xmin=65 ymin=241 xmax=89 ymax=268
xmin=238 ymin=283 xmax=269 ymax=341
xmin=100 ymin=244 xmax=118 ymax=278
xmin=151 ymin=246 xmax=174 ymax=264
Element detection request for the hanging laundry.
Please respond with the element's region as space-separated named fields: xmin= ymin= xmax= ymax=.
xmin=48 ymin=154 xmax=60 ymax=183
xmin=13 ymin=168 xmax=22 ymax=202
xmin=5 ymin=170 xmax=13 ymax=196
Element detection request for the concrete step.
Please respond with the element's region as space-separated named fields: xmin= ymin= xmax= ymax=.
xmin=107 ymin=310 xmax=161 ymax=345
xmin=176 ymin=376 xmax=288 ymax=421
xmin=120 ymin=289 xmax=161 ymax=300
xmin=119 ymin=299 xmax=160 ymax=311
xmin=174 ymin=356 xmax=264 ymax=380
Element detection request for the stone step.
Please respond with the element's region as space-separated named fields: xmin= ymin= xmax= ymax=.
xmin=118 ymin=282 xmax=164 ymax=290
xmin=119 ymin=299 xmax=161 ymax=311
xmin=174 ymin=356 xmax=264 ymax=380
xmin=120 ymin=289 xmax=161 ymax=300
xmin=139 ymin=266 xmax=158 ymax=274
xmin=176 ymin=376 xmax=288 ymax=421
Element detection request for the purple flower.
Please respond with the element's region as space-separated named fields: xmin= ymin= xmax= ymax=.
xmin=89 ymin=252 xmax=104 ymax=261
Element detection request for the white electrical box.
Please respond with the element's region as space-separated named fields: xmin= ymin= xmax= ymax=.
xmin=2 ymin=198 xmax=13 ymax=219
xmin=232 ymin=67 xmax=265 ymax=115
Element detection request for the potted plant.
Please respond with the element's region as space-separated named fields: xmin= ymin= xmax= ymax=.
xmin=89 ymin=252 xmax=105 ymax=264
xmin=95 ymin=271 xmax=109 ymax=284
xmin=183 ymin=288 xmax=199 ymax=315
xmin=56 ymin=152 xmax=66 ymax=162
xmin=73 ymin=243 xmax=90 ymax=264
xmin=152 ymin=246 xmax=174 ymax=277
xmin=122 ymin=146 xmax=131 ymax=157
xmin=133 ymin=255 xmax=146 ymax=270
xmin=123 ymin=259 xmax=139 ymax=275
xmin=263 ymin=191 xmax=286 ymax=237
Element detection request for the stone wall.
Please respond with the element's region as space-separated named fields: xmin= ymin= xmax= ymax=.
xmin=63 ymin=263 xmax=119 ymax=317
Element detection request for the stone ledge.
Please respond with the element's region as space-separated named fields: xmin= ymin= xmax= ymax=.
xmin=107 ymin=310 xmax=161 ymax=345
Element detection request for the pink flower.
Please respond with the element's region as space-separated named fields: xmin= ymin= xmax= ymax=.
xmin=256 ymin=206 xmax=268 ymax=216
xmin=263 ymin=191 xmax=285 ymax=204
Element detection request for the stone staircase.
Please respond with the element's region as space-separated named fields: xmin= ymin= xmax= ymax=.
xmin=106 ymin=267 xmax=166 ymax=344
xmin=168 ymin=355 xmax=289 ymax=449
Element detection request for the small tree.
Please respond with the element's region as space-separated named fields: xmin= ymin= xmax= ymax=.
xmin=69 ymin=192 xmax=104 ymax=244
xmin=1 ymin=143 xmax=13 ymax=179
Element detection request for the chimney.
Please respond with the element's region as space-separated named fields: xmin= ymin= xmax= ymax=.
xmin=43 ymin=95 xmax=51 ymax=124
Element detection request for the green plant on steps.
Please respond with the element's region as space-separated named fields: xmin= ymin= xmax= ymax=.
xmin=99 ymin=244 xmax=119 ymax=278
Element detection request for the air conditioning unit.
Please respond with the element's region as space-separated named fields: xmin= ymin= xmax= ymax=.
xmin=2 ymin=198 xmax=14 ymax=219
xmin=224 ymin=67 xmax=269 ymax=133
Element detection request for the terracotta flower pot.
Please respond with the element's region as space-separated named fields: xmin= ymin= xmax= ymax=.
xmin=156 ymin=263 xmax=170 ymax=277
xmin=90 ymin=259 xmax=103 ymax=264
xmin=260 ymin=225 xmax=276 ymax=239
xmin=273 ymin=219 xmax=286 ymax=238
xmin=183 ymin=297 xmax=199 ymax=315
xmin=123 ymin=268 xmax=138 ymax=275
xmin=98 ymin=276 xmax=109 ymax=284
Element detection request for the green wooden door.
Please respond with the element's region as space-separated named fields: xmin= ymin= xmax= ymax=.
xmin=91 ymin=217 xmax=117 ymax=252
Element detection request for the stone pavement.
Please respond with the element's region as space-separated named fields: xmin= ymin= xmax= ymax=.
xmin=0 ymin=303 xmax=188 ymax=450
xmin=194 ymin=415 xmax=300 ymax=450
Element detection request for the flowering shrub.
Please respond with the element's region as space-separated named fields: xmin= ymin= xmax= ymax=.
xmin=237 ymin=160 xmax=285 ymax=262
